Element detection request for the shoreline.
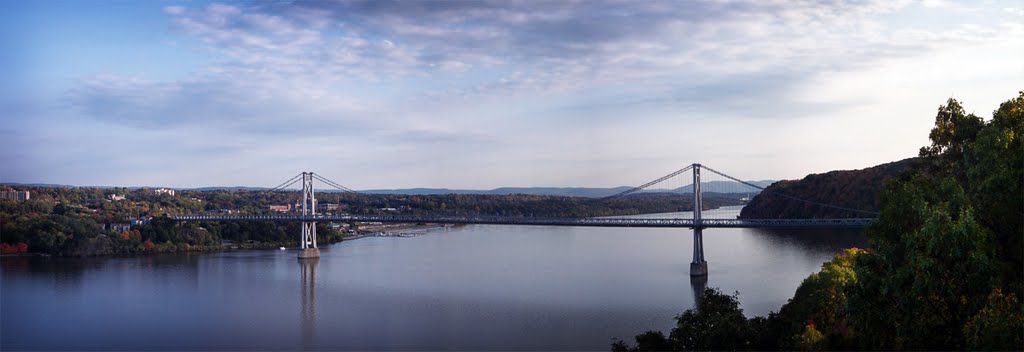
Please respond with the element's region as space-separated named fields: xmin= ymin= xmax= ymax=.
xmin=353 ymin=223 xmax=452 ymax=238
xmin=0 ymin=226 xmax=443 ymax=259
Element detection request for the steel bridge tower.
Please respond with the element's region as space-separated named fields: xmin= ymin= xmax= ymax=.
xmin=690 ymin=163 xmax=708 ymax=276
xmin=298 ymin=172 xmax=320 ymax=259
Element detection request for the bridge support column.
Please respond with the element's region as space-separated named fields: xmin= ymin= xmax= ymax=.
xmin=299 ymin=172 xmax=320 ymax=259
xmin=690 ymin=228 xmax=707 ymax=276
xmin=690 ymin=163 xmax=708 ymax=276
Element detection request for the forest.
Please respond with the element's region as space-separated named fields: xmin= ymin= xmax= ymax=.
xmin=613 ymin=92 xmax=1024 ymax=350
xmin=738 ymin=158 xmax=922 ymax=219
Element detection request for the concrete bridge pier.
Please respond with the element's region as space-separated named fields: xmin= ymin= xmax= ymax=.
xmin=690 ymin=227 xmax=707 ymax=276
xmin=298 ymin=247 xmax=320 ymax=259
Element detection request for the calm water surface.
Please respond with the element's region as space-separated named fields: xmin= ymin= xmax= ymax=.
xmin=2 ymin=207 xmax=866 ymax=350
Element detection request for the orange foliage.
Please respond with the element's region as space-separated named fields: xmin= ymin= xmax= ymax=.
xmin=0 ymin=243 xmax=28 ymax=254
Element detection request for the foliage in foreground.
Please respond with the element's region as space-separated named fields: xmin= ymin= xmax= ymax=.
xmin=615 ymin=92 xmax=1024 ymax=350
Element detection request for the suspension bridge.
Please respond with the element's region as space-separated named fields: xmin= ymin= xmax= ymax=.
xmin=170 ymin=163 xmax=878 ymax=276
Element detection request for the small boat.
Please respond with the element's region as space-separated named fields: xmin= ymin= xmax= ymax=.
xmin=280 ymin=247 xmax=286 ymax=250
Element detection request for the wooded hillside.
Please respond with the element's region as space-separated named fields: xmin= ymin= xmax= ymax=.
xmin=739 ymin=158 xmax=922 ymax=218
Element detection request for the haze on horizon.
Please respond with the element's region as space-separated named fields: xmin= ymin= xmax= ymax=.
xmin=2 ymin=0 xmax=1021 ymax=190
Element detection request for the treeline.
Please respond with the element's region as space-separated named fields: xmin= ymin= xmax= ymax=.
xmin=326 ymin=192 xmax=744 ymax=217
xmin=1 ymin=179 xmax=747 ymax=256
xmin=615 ymin=92 xmax=1024 ymax=350
xmin=0 ymin=187 xmax=349 ymax=256
xmin=739 ymin=158 xmax=922 ymax=218
xmin=0 ymin=205 xmax=345 ymax=256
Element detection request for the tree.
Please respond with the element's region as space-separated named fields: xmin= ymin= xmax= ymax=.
xmin=963 ymin=91 xmax=1024 ymax=295
xmin=795 ymin=323 xmax=824 ymax=351
xmin=612 ymin=288 xmax=754 ymax=351
xmin=847 ymin=176 xmax=998 ymax=349
xmin=845 ymin=93 xmax=1024 ymax=350
xmin=772 ymin=248 xmax=864 ymax=350
xmin=962 ymin=288 xmax=1024 ymax=350
xmin=919 ymin=97 xmax=984 ymax=177
xmin=612 ymin=331 xmax=671 ymax=352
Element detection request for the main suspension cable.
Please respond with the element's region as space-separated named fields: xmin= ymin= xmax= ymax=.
xmin=269 ymin=173 xmax=303 ymax=192
xmin=603 ymin=165 xmax=694 ymax=199
xmin=312 ymin=174 xmax=358 ymax=193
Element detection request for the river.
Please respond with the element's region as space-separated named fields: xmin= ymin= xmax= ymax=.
xmin=1 ymin=207 xmax=866 ymax=350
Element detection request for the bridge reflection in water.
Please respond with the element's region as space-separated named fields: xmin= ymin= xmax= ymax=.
xmin=690 ymin=275 xmax=709 ymax=312
xmin=300 ymin=258 xmax=318 ymax=351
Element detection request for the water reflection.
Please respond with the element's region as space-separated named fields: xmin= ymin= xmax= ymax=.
xmin=300 ymin=258 xmax=318 ymax=351
xmin=747 ymin=227 xmax=869 ymax=253
xmin=2 ymin=224 xmax=867 ymax=351
xmin=690 ymin=275 xmax=708 ymax=311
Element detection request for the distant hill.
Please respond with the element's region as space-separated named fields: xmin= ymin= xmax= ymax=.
xmin=362 ymin=187 xmax=632 ymax=197
xmin=362 ymin=181 xmax=774 ymax=198
xmin=739 ymin=158 xmax=922 ymax=219
xmin=189 ymin=186 xmax=273 ymax=191
xmin=5 ymin=181 xmax=775 ymax=198
xmin=1 ymin=182 xmax=78 ymax=188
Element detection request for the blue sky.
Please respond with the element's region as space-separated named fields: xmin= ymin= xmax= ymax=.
xmin=2 ymin=0 xmax=1021 ymax=189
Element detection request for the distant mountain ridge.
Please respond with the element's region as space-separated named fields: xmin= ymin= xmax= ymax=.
xmin=3 ymin=182 xmax=776 ymax=198
xmin=189 ymin=186 xmax=278 ymax=191
xmin=361 ymin=180 xmax=775 ymax=198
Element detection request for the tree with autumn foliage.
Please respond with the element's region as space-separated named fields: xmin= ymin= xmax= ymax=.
xmin=847 ymin=92 xmax=1023 ymax=350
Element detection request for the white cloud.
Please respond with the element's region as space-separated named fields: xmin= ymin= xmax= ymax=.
xmin=40 ymin=0 xmax=1021 ymax=187
xmin=206 ymin=3 xmax=240 ymax=16
xmin=163 ymin=6 xmax=185 ymax=15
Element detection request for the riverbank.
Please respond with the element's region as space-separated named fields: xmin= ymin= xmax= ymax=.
xmin=354 ymin=223 xmax=453 ymax=238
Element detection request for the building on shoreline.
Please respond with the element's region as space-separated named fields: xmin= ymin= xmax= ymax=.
xmin=106 ymin=223 xmax=131 ymax=232
xmin=154 ymin=188 xmax=175 ymax=196
xmin=0 ymin=190 xmax=30 ymax=201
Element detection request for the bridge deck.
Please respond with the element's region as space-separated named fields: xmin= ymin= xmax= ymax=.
xmin=170 ymin=214 xmax=874 ymax=228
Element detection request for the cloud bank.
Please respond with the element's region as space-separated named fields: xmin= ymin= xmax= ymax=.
xmin=5 ymin=0 xmax=1022 ymax=188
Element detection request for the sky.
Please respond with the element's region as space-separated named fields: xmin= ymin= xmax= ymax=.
xmin=1 ymin=0 xmax=1021 ymax=189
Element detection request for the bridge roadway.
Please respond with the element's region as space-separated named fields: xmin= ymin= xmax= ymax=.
xmin=170 ymin=214 xmax=875 ymax=229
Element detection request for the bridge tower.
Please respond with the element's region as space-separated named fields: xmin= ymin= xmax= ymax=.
xmin=690 ymin=164 xmax=708 ymax=276
xmin=298 ymin=172 xmax=320 ymax=259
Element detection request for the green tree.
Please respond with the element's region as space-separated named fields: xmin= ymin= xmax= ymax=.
xmin=963 ymin=91 xmax=1024 ymax=295
xmin=844 ymin=93 xmax=1024 ymax=350
xmin=773 ymin=248 xmax=864 ymax=350
xmin=795 ymin=323 xmax=824 ymax=351
xmin=848 ymin=176 xmax=998 ymax=349
xmin=919 ymin=97 xmax=984 ymax=177
xmin=613 ymin=288 xmax=754 ymax=351
xmin=962 ymin=288 xmax=1024 ymax=350
xmin=612 ymin=331 xmax=671 ymax=352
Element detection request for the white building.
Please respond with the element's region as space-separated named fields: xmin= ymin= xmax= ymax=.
xmin=0 ymin=190 xmax=30 ymax=201
xmin=154 ymin=188 xmax=175 ymax=196
xmin=107 ymin=223 xmax=131 ymax=232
